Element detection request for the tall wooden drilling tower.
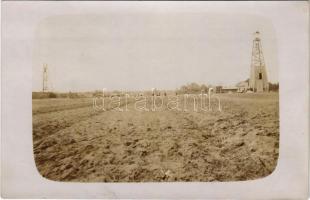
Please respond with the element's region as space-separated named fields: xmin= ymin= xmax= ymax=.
xmin=249 ymin=31 xmax=269 ymax=92
xmin=42 ymin=64 xmax=48 ymax=92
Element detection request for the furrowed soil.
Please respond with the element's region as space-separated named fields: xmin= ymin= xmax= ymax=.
xmin=33 ymin=93 xmax=279 ymax=182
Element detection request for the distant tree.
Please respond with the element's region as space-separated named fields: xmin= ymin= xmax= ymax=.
xmin=201 ymin=84 xmax=208 ymax=93
xmin=188 ymin=82 xmax=201 ymax=93
xmin=177 ymin=82 xmax=210 ymax=94
xmin=179 ymin=85 xmax=188 ymax=94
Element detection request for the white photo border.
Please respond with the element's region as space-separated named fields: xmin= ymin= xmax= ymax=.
xmin=1 ymin=1 xmax=309 ymax=199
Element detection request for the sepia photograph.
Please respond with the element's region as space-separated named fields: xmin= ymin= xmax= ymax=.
xmin=32 ymin=8 xmax=279 ymax=182
xmin=2 ymin=1 xmax=308 ymax=199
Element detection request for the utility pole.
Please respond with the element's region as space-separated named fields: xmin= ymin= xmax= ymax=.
xmin=42 ymin=64 xmax=48 ymax=92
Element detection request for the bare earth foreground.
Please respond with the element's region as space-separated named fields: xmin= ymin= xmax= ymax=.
xmin=33 ymin=93 xmax=279 ymax=182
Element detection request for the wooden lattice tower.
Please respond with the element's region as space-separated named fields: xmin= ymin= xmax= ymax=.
xmin=42 ymin=64 xmax=48 ymax=92
xmin=249 ymin=31 xmax=269 ymax=92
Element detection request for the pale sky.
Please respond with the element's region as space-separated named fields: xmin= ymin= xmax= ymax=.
xmin=21 ymin=2 xmax=305 ymax=92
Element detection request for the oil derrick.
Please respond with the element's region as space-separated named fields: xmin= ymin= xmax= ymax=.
xmin=42 ymin=64 xmax=48 ymax=92
xmin=249 ymin=31 xmax=269 ymax=92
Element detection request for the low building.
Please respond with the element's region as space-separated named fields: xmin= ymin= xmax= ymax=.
xmin=236 ymin=80 xmax=250 ymax=93
xmin=222 ymin=86 xmax=238 ymax=93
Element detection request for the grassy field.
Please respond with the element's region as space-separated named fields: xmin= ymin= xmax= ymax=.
xmin=33 ymin=92 xmax=279 ymax=182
